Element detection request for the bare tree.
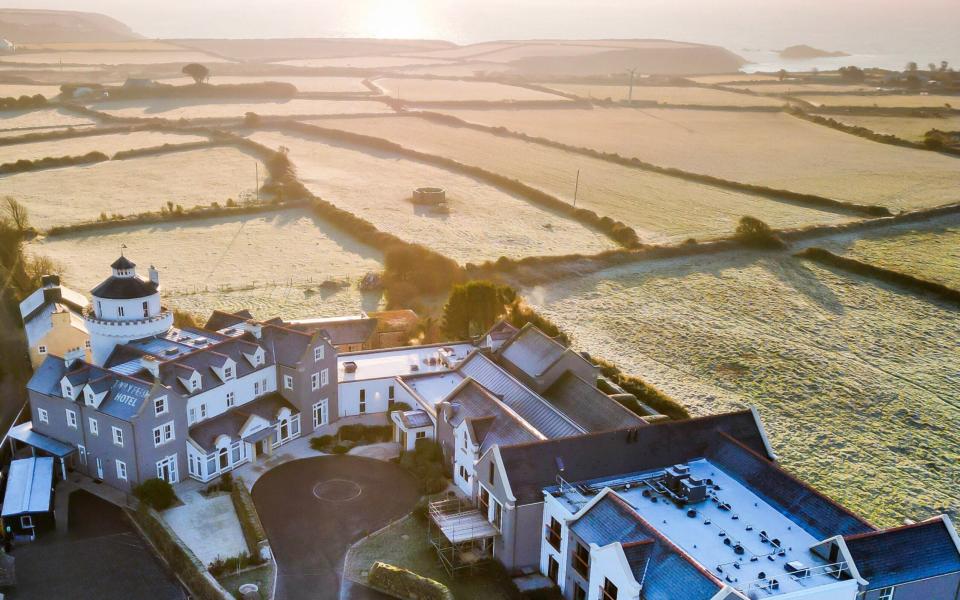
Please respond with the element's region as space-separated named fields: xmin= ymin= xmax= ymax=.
xmin=3 ymin=196 xmax=29 ymax=233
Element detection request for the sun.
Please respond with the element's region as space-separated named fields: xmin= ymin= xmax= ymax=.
xmin=362 ymin=0 xmax=431 ymax=39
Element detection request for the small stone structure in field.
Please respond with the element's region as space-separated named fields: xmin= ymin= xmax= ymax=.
xmin=411 ymin=187 xmax=446 ymax=205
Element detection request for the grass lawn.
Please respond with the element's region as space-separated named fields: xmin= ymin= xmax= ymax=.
xmin=217 ymin=563 xmax=274 ymax=600
xmin=345 ymin=515 xmax=520 ymax=600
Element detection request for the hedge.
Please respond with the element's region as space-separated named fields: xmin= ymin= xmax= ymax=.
xmin=128 ymin=505 xmax=232 ymax=600
xmin=229 ymin=477 xmax=268 ymax=560
xmin=0 ymin=150 xmax=108 ymax=174
xmin=368 ymin=561 xmax=453 ymax=600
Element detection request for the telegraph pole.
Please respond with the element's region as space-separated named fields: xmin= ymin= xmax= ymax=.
xmin=255 ymin=161 xmax=259 ymax=202
xmin=627 ymin=68 xmax=638 ymax=103
xmin=573 ymin=169 xmax=580 ymax=208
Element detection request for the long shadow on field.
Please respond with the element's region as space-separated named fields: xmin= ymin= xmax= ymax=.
xmin=251 ymin=455 xmax=419 ymax=600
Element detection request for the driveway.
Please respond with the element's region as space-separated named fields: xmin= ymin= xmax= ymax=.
xmin=6 ymin=490 xmax=184 ymax=599
xmin=251 ymin=455 xmax=419 ymax=600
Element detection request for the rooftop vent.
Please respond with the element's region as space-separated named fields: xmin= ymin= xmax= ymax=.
xmin=343 ymin=361 xmax=358 ymax=373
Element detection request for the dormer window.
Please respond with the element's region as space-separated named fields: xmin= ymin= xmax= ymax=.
xmin=64 ymin=384 xmax=72 ymax=397
xmin=84 ymin=388 xmax=95 ymax=406
xmin=224 ymin=367 xmax=233 ymax=380
xmin=191 ymin=378 xmax=200 ymax=392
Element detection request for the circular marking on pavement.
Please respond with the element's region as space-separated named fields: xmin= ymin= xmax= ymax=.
xmin=312 ymin=479 xmax=362 ymax=502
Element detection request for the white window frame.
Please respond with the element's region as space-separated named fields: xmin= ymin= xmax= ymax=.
xmin=311 ymin=373 xmax=320 ymax=391
xmin=38 ymin=408 xmax=48 ymax=424
xmin=112 ymin=426 xmax=124 ymax=447
xmin=188 ymin=407 xmax=197 ymax=424
xmin=20 ymin=515 xmax=33 ymax=529
xmin=223 ymin=366 xmax=233 ymax=380
xmin=878 ymin=588 xmax=895 ymax=600
xmin=117 ymin=305 xmax=124 ymax=317
xmin=88 ymin=417 xmax=99 ymax=436
xmin=284 ymin=374 xmax=293 ymax=390
xmin=66 ymin=408 xmax=77 ymax=429
xmin=226 ymin=391 xmax=236 ymax=408
xmin=84 ymin=339 xmax=92 ymax=349
xmin=199 ymin=404 xmax=207 ymax=419
xmin=254 ymin=381 xmax=260 ymax=395
xmin=154 ymin=396 xmax=168 ymax=417
xmin=320 ymin=368 xmax=329 ymax=387
xmin=116 ymin=460 xmax=127 ymax=481
xmin=314 ymin=345 xmax=324 ymax=362
xmin=416 ymin=431 xmax=427 ymax=440
xmin=491 ymin=498 xmax=503 ymax=531
xmin=153 ymin=421 xmax=175 ymax=447
xmin=313 ymin=399 xmax=328 ymax=428
xmin=38 ymin=345 xmax=47 ymax=355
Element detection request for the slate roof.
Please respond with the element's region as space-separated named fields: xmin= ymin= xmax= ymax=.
xmin=27 ymin=356 xmax=154 ymax=422
xmin=261 ymin=325 xmax=314 ymax=367
xmin=497 ymin=410 xmax=771 ymax=505
xmin=483 ymin=319 xmax=519 ymax=342
xmin=99 ymin=379 xmax=152 ymax=420
xmin=111 ymin=256 xmax=135 ymax=270
xmin=286 ymin=316 xmax=377 ymax=347
xmin=189 ymin=392 xmax=298 ymax=451
xmin=398 ymin=410 xmax=433 ymax=429
xmin=20 ymin=283 xmax=88 ymax=324
xmin=706 ymin=434 xmax=873 ymax=539
xmin=205 ymin=309 xmax=253 ymax=331
xmin=844 ymin=518 xmax=960 ymax=589
xmin=458 ymin=352 xmax=583 ymax=439
xmin=91 ymin=275 xmax=158 ymax=300
xmin=445 ymin=379 xmax=540 ymax=452
xmin=2 ymin=457 xmax=54 ymax=517
xmin=544 ymin=371 xmax=644 ymax=432
xmin=157 ymin=336 xmax=271 ymax=395
xmin=498 ymin=324 xmax=568 ymax=378
xmin=572 ymin=492 xmax=722 ymax=600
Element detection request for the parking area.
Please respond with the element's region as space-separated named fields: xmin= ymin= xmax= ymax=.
xmin=251 ymin=455 xmax=419 ymax=600
xmin=6 ymin=490 xmax=184 ymax=600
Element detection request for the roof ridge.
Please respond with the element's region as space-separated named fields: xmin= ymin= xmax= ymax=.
xmin=844 ymin=516 xmax=947 ymax=541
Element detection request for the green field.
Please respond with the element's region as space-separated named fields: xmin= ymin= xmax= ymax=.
xmin=524 ymin=253 xmax=960 ymax=525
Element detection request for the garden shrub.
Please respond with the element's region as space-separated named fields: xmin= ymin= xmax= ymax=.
xmin=310 ymin=434 xmax=336 ymax=452
xmin=134 ymin=478 xmax=176 ymax=510
xmin=368 ymin=561 xmax=453 ymax=600
xmin=399 ymin=439 xmax=447 ymax=494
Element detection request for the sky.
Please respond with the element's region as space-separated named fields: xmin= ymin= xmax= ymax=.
xmin=9 ymin=0 xmax=960 ymax=60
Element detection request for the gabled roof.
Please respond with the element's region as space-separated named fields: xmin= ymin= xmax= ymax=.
xmin=189 ymin=392 xmax=297 ymax=451
xmin=204 ymin=309 xmax=253 ymax=331
xmin=544 ymin=371 xmax=644 ymax=432
xmin=157 ymin=336 xmax=273 ymax=395
xmin=844 ymin=517 xmax=960 ymax=589
xmin=445 ymin=378 xmax=541 ymax=452
xmin=458 ymin=352 xmax=583 ymax=439
xmin=498 ymin=323 xmax=568 ymax=378
xmin=571 ymin=494 xmax=652 ymax=547
xmin=483 ymin=319 xmax=519 ymax=342
xmin=286 ymin=316 xmax=377 ymax=347
xmin=2 ymin=457 xmax=54 ymax=517
xmin=498 ymin=410 xmax=772 ymax=505
xmin=261 ymin=324 xmax=314 ymax=367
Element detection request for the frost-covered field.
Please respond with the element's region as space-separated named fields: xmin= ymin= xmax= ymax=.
xmin=442 ymin=107 xmax=960 ymax=210
xmin=0 ymin=84 xmax=63 ymax=98
xmin=835 ymin=115 xmax=960 ymax=142
xmin=545 ymin=84 xmax=784 ymax=106
xmin=248 ymin=130 xmax=617 ymax=263
xmin=0 ymin=50 xmax=230 ymax=65
xmin=2 ymin=146 xmax=260 ymax=229
xmin=724 ymin=83 xmax=876 ymax=94
xmin=818 ymin=215 xmax=960 ymax=289
xmin=0 ymin=130 xmax=206 ymax=164
xmin=0 ymin=108 xmax=96 ymax=132
xmin=524 ymin=254 xmax=960 ymax=525
xmin=373 ymin=78 xmax=567 ymax=102
xmin=155 ymin=75 xmax=370 ymax=93
xmin=26 ymin=209 xmax=383 ymax=319
xmin=92 ymin=98 xmax=392 ymax=120
xmin=316 ymin=116 xmax=860 ymax=242
xmin=803 ymin=94 xmax=960 ymax=108
xmin=273 ymin=56 xmax=455 ymax=69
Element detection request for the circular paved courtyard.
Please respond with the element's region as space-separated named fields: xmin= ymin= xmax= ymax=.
xmin=251 ymin=455 xmax=419 ymax=600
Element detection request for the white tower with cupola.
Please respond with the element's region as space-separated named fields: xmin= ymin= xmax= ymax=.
xmin=84 ymin=255 xmax=173 ymax=365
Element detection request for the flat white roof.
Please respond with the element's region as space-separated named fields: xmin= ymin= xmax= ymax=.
xmin=338 ymin=343 xmax=474 ymax=383
xmin=404 ymin=372 xmax=465 ymax=411
xmin=557 ymin=459 xmax=842 ymax=597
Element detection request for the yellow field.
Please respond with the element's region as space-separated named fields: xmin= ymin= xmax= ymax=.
xmin=441 ymin=107 xmax=960 ymax=210
xmin=313 ymin=115 xmax=860 ymax=242
xmin=0 ymin=51 xmax=231 ymax=65
xmin=545 ymin=84 xmax=784 ymax=106
xmin=92 ymin=98 xmax=392 ymax=120
xmin=373 ymin=77 xmax=566 ymax=102
xmin=155 ymin=75 xmax=369 ymax=93
xmin=0 ymin=107 xmax=95 ymax=132
xmin=836 ymin=114 xmax=960 ymax=142
xmin=248 ymin=130 xmax=618 ymax=264
xmin=0 ymin=130 xmax=206 ymax=164
xmin=0 ymin=84 xmax=63 ymax=98
xmin=26 ymin=208 xmax=383 ymax=319
xmin=802 ymin=94 xmax=960 ymax=108
xmin=1 ymin=146 xmax=261 ymax=229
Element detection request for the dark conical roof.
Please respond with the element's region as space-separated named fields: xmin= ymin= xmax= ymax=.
xmin=111 ymin=255 xmax=135 ymax=270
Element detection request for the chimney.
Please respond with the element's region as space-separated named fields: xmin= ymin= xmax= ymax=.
xmin=41 ymin=274 xmax=61 ymax=288
xmin=64 ymin=347 xmax=86 ymax=368
xmin=140 ymin=355 xmax=160 ymax=378
xmin=148 ymin=265 xmax=160 ymax=286
xmin=439 ymin=401 xmax=453 ymax=423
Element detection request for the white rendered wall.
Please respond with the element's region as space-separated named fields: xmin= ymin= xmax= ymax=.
xmin=541 ymin=493 xmax=574 ymax=592
xmin=187 ymin=366 xmax=277 ymax=424
xmin=587 ymin=544 xmax=642 ymax=600
xmin=452 ymin=422 xmax=478 ymax=496
xmin=338 ymin=378 xmax=395 ymax=417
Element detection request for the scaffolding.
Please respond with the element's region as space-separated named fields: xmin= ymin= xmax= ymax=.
xmin=427 ymin=496 xmax=498 ymax=576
